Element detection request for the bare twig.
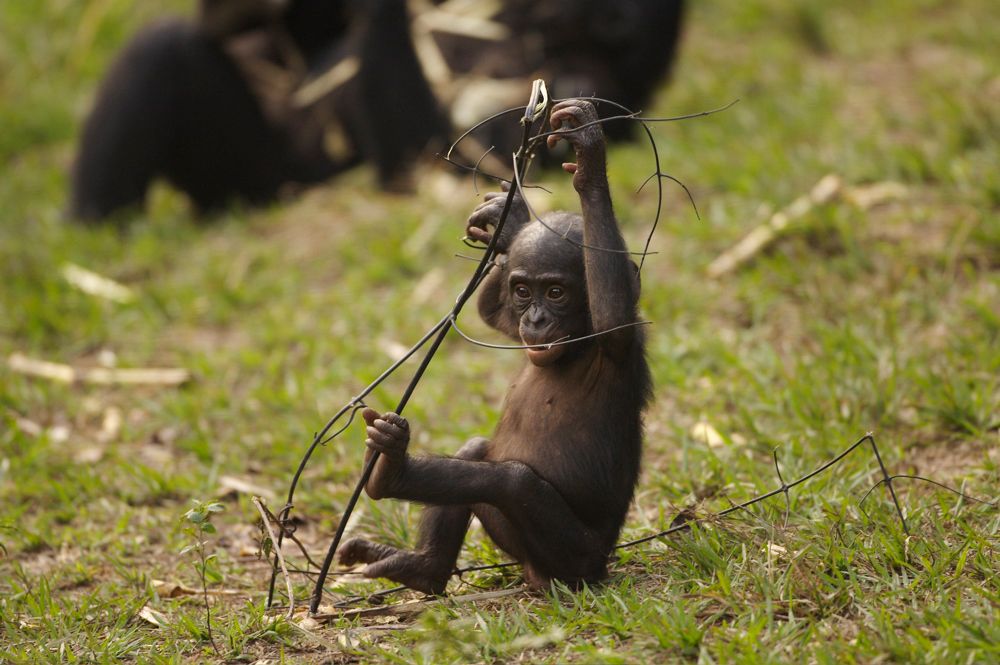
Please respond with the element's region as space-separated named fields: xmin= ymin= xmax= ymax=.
xmin=707 ymin=174 xmax=844 ymax=278
xmin=8 ymin=353 xmax=190 ymax=386
xmin=309 ymin=587 xmax=524 ymax=621
xmin=449 ymin=315 xmax=651 ymax=351
xmin=254 ymin=497 xmax=295 ymax=618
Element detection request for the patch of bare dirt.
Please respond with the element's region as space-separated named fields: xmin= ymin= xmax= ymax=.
xmin=902 ymin=437 xmax=998 ymax=484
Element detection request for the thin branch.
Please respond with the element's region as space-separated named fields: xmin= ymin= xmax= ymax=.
xmin=254 ymin=497 xmax=295 ymax=619
xmin=868 ymin=437 xmax=909 ymax=534
xmin=773 ymin=448 xmax=791 ymax=530
xmin=858 ymin=474 xmax=998 ymax=516
xmin=450 ymin=315 xmax=651 ymax=351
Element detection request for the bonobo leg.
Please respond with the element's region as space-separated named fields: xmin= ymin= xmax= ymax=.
xmin=393 ymin=458 xmax=609 ymax=585
xmin=337 ymin=437 xmax=490 ymax=595
xmin=341 ymin=411 xmax=608 ymax=588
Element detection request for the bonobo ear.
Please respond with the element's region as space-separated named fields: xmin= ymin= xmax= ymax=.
xmin=630 ymin=260 xmax=641 ymax=298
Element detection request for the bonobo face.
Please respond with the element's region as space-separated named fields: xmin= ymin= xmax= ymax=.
xmin=506 ymin=220 xmax=589 ymax=366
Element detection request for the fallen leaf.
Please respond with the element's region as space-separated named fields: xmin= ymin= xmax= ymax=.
xmin=377 ymin=338 xmax=411 ymax=363
xmin=217 ymin=475 xmax=274 ymax=501
xmin=73 ymin=445 xmax=105 ymax=464
xmin=150 ymin=426 xmax=180 ymax=445
xmin=152 ymin=580 xmax=197 ymax=598
xmin=97 ymin=407 xmax=123 ymax=444
xmin=48 ymin=425 xmax=71 ymax=444
xmin=12 ymin=415 xmax=42 ymax=437
xmin=138 ymin=605 xmax=169 ymax=628
xmin=138 ymin=444 xmax=174 ymax=467
xmin=96 ymin=349 xmax=117 ymax=367
xmin=411 ymin=267 xmax=446 ymax=306
xmin=296 ymin=616 xmax=320 ymax=631
xmin=690 ymin=420 xmax=725 ymax=448
xmin=338 ymin=629 xmax=371 ymax=649
xmin=152 ymin=580 xmax=244 ymax=597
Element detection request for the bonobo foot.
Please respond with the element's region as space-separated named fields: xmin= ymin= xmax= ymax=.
xmin=337 ymin=537 xmax=452 ymax=595
xmin=546 ymin=99 xmax=607 ymax=192
xmin=360 ymin=408 xmax=409 ymax=500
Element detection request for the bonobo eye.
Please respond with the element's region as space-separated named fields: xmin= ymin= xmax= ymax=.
xmin=546 ymin=286 xmax=565 ymax=300
xmin=513 ymin=284 xmax=530 ymax=299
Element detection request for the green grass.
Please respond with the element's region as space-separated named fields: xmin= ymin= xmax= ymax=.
xmin=1 ymin=0 xmax=998 ymax=662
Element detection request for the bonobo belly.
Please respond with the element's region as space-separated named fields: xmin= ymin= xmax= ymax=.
xmin=486 ymin=361 xmax=639 ymax=523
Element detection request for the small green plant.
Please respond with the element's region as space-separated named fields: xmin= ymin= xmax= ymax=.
xmin=181 ymin=500 xmax=226 ymax=655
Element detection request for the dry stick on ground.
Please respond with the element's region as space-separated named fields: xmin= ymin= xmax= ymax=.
xmin=7 ymin=353 xmax=190 ymax=386
xmin=253 ymin=497 xmax=295 ymax=619
xmin=706 ymin=174 xmax=844 ymax=278
xmin=294 ymin=588 xmax=524 ymax=622
xmin=706 ymin=175 xmax=909 ymax=278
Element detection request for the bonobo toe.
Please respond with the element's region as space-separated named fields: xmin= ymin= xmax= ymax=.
xmin=337 ymin=538 xmax=398 ymax=566
xmin=362 ymin=551 xmax=452 ymax=596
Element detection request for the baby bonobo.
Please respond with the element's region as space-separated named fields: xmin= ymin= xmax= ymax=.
xmin=337 ymin=99 xmax=651 ymax=593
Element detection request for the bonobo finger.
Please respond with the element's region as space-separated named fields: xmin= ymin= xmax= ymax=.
xmin=562 ymin=162 xmax=578 ymax=174
xmin=466 ymin=201 xmax=498 ymax=226
xmin=385 ymin=411 xmax=410 ymax=430
xmin=551 ymin=106 xmax=584 ymax=130
xmin=365 ymin=437 xmax=401 ymax=458
xmin=467 ymin=227 xmax=492 ymax=244
xmin=467 ymin=206 xmax=494 ymax=226
xmin=361 ymin=407 xmax=380 ymax=426
xmin=466 ymin=208 xmax=498 ymax=233
xmin=382 ymin=412 xmax=406 ymax=426
xmin=374 ymin=418 xmax=408 ymax=440
xmin=549 ymin=108 xmax=565 ymax=130
xmin=366 ymin=426 xmax=400 ymax=446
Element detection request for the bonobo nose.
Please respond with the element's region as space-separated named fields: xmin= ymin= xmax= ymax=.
xmin=526 ymin=304 xmax=546 ymax=325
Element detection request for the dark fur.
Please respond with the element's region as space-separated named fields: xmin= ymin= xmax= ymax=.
xmin=69 ymin=2 xmax=351 ymax=221
xmin=337 ymin=100 xmax=652 ymax=593
xmin=71 ymin=1 xmax=684 ymax=221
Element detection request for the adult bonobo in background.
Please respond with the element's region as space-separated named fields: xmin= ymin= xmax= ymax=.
xmin=337 ymin=99 xmax=652 ymax=593
xmin=70 ymin=0 xmax=685 ymax=221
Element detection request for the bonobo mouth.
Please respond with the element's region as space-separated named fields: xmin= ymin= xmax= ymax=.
xmin=522 ymin=338 xmax=566 ymax=366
